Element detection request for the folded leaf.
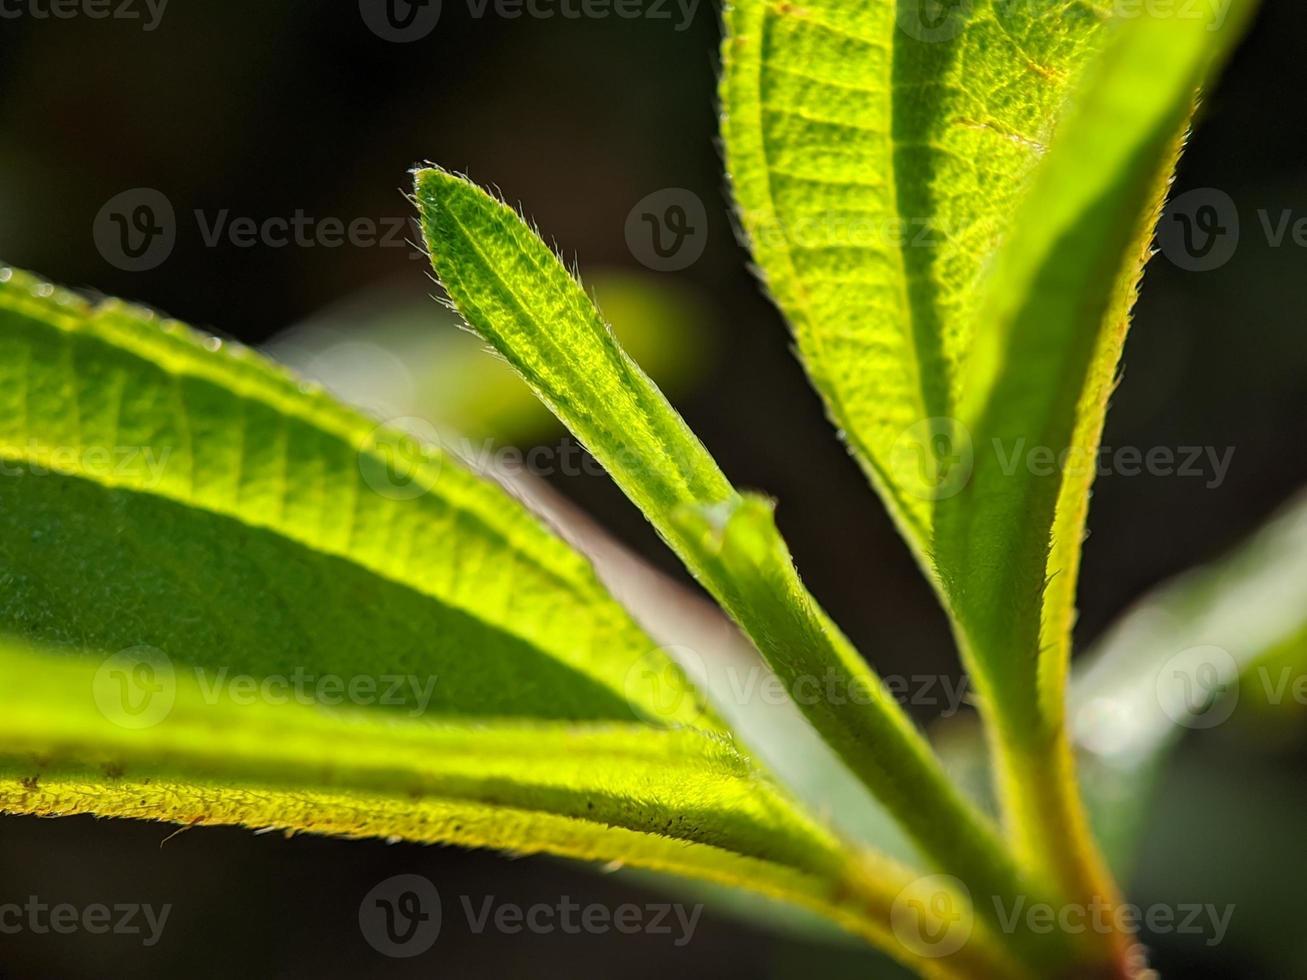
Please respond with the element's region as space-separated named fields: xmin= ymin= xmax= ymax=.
xmin=0 ymin=641 xmax=839 ymax=940
xmin=947 ymin=0 xmax=1258 ymax=736
xmin=937 ymin=1 xmax=1255 ymax=904
xmin=722 ymin=5 xmax=1259 ymax=967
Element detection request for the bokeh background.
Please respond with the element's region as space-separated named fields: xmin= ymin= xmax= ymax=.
xmin=1 ymin=2 xmax=1306 ymax=977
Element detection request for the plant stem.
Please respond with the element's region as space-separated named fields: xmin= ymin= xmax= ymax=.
xmin=675 ymin=498 xmax=1080 ymax=973
xmin=990 ymin=720 xmax=1139 ymax=979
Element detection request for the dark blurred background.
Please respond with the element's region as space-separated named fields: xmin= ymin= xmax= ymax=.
xmin=1 ymin=2 xmax=1305 ymax=977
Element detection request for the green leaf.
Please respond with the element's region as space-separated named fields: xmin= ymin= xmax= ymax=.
xmin=0 ymin=638 xmax=885 ymax=947
xmin=722 ymin=0 xmax=1254 ymax=750
xmin=0 ymin=266 xmax=826 ymax=876
xmin=413 ymin=168 xmax=1076 ymax=969
xmin=719 ymin=0 xmax=1106 ymax=572
xmin=936 ymin=1 xmax=1255 ymax=904
xmin=1071 ymin=489 xmax=1307 ymax=873
xmin=413 ymin=170 xmax=738 ymax=527
xmin=0 ymin=266 xmax=710 ymax=731
xmin=946 ymin=0 xmax=1258 ymax=732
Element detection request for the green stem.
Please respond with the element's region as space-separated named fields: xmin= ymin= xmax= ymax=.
xmin=674 ymin=496 xmax=1069 ymax=969
xmin=990 ymin=721 xmax=1140 ymax=979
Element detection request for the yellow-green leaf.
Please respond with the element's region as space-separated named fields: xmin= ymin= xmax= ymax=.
xmin=0 ymin=266 xmax=710 ymax=730
xmin=720 ymin=0 xmax=1105 ymax=567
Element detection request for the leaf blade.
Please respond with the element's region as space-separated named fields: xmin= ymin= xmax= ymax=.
xmin=0 ymin=266 xmax=713 ymax=731
xmin=719 ymin=0 xmax=1107 ymax=567
xmin=0 ymin=635 xmax=1036 ymax=980
xmin=936 ymin=1 xmax=1256 ymax=902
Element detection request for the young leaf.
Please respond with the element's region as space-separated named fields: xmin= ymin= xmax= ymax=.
xmin=414 ymin=169 xmax=1076 ymax=968
xmin=938 ymin=1 xmax=1255 ymax=905
xmin=719 ymin=0 xmax=1106 ymax=573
